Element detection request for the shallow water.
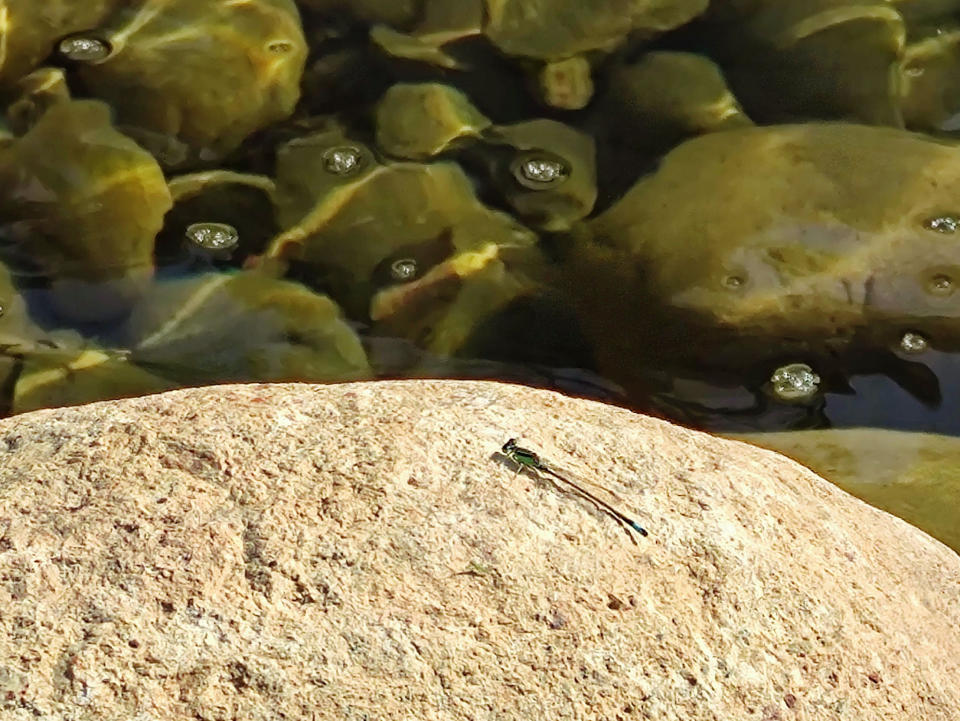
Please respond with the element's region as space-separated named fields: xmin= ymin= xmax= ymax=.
xmin=2 ymin=2 xmax=960 ymax=512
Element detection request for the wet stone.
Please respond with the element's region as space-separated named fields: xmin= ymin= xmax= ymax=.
xmin=769 ymin=363 xmax=821 ymax=401
xmin=538 ymin=57 xmax=593 ymax=110
xmin=900 ymin=331 xmax=929 ymax=353
xmin=58 ymin=36 xmax=112 ymax=62
xmin=185 ymin=222 xmax=240 ymax=251
xmin=322 ymin=146 xmax=365 ymax=176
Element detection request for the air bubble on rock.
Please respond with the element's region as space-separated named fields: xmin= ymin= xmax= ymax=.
xmin=58 ymin=35 xmax=112 ymax=62
xmin=511 ymin=153 xmax=569 ymax=189
xmin=923 ymin=215 xmax=960 ymax=233
xmin=185 ymin=222 xmax=239 ymax=251
xmin=900 ymin=331 xmax=928 ymax=353
xmin=769 ymin=363 xmax=820 ymax=401
xmin=390 ymin=258 xmax=418 ymax=281
xmin=927 ymin=273 xmax=955 ymax=295
xmin=322 ymin=146 xmax=365 ymax=176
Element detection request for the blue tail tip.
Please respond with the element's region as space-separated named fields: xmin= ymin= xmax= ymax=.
xmin=631 ymin=522 xmax=649 ymax=537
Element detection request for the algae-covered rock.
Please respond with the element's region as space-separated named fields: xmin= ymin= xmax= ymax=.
xmin=123 ymin=271 xmax=371 ymax=384
xmin=4 ymin=67 xmax=71 ymax=136
xmin=0 ymin=0 xmax=120 ymax=87
xmin=0 ymin=117 xmax=11 ymax=148
xmin=372 ymin=0 xmax=708 ymax=69
xmin=899 ymin=25 xmax=960 ymax=135
xmin=711 ymin=0 xmax=905 ymax=124
xmin=0 ymin=262 xmax=46 ymax=350
xmin=268 ymin=131 xmax=544 ymax=353
xmin=0 ymin=261 xmax=49 ymax=409
xmin=590 ymin=123 xmax=960 ymax=341
xmin=159 ymin=171 xmax=278 ymax=266
xmin=369 ymin=0 xmax=483 ymax=69
xmin=375 ymin=83 xmax=491 ymax=159
xmin=72 ymin=0 xmax=307 ymax=168
xmin=297 ymin=0 xmax=423 ymax=28
xmin=483 ymin=0 xmax=709 ymax=60
xmin=606 ymin=51 xmax=751 ymax=142
xmin=732 ymin=428 xmax=960 ymax=554
xmin=11 ymin=343 xmax=178 ymax=414
xmin=479 ymin=119 xmax=597 ymax=231
xmin=534 ymin=56 xmax=594 ymax=110
xmin=0 ymin=100 xmax=171 ymax=323
xmin=271 ymin=126 xmax=380 ymax=231
xmin=892 ymin=0 xmax=960 ymax=22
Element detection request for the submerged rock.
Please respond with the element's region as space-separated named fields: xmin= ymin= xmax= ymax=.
xmin=589 ymin=123 xmax=960 ymax=343
xmin=369 ymin=0 xmax=484 ymax=68
xmin=483 ymin=0 xmax=708 ymax=60
xmin=268 ymin=132 xmax=544 ymax=354
xmin=10 ymin=343 xmax=177 ymax=415
xmin=0 ymin=0 xmax=120 ymax=87
xmin=374 ymin=82 xmax=491 ymax=159
xmin=4 ymin=67 xmax=72 ymax=135
xmin=732 ymin=427 xmax=960 ymax=554
xmin=122 ymin=271 xmax=372 ymax=384
xmin=298 ymin=0 xmax=424 ymax=28
xmin=0 ymin=100 xmax=171 ymax=324
xmin=71 ymin=0 xmax=308 ymax=168
xmin=158 ymin=170 xmax=278 ymax=267
xmin=899 ymin=24 xmax=960 ymax=135
xmin=478 ymin=119 xmax=598 ymax=230
xmin=534 ymin=56 xmax=595 ymax=110
xmin=605 ymin=51 xmax=752 ymax=144
xmin=709 ymin=0 xmax=905 ymax=124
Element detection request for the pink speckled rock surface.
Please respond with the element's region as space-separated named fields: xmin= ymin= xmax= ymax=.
xmin=0 ymin=380 xmax=957 ymax=720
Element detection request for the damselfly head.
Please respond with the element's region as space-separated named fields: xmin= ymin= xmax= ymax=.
xmin=502 ymin=438 xmax=518 ymax=453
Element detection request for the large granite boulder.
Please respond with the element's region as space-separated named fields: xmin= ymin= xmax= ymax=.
xmin=0 ymin=381 xmax=957 ymax=719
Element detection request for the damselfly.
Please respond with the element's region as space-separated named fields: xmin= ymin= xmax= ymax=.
xmin=501 ymin=438 xmax=648 ymax=543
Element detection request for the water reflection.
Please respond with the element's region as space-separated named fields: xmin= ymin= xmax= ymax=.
xmin=730 ymin=428 xmax=960 ymax=555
